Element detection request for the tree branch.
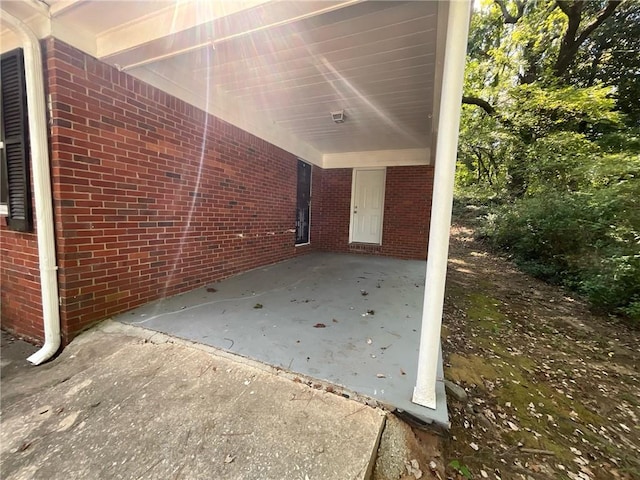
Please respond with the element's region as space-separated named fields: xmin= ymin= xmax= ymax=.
xmin=495 ymin=0 xmax=526 ymax=23
xmin=553 ymin=0 xmax=622 ymax=78
xmin=463 ymin=96 xmax=497 ymax=116
xmin=556 ymin=0 xmax=572 ymax=16
xmin=576 ymin=0 xmax=622 ymax=45
xmin=515 ymin=0 xmax=525 ymax=19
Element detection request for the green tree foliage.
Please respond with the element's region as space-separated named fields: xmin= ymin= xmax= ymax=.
xmin=570 ymin=1 xmax=640 ymax=125
xmin=458 ymin=0 xmax=640 ymax=323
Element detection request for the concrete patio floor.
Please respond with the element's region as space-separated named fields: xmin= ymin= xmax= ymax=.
xmin=1 ymin=326 xmax=386 ymax=479
xmin=117 ymin=252 xmax=448 ymax=427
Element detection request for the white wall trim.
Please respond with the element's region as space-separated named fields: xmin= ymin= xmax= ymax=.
xmin=323 ymin=148 xmax=430 ymax=169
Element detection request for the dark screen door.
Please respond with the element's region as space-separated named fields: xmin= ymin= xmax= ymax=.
xmin=296 ymin=160 xmax=311 ymax=245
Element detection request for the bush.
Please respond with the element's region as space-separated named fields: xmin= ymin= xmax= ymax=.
xmin=478 ymin=187 xmax=640 ymax=325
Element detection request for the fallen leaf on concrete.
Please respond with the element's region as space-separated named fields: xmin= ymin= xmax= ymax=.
xmin=206 ymin=288 xmax=217 ymax=293
xmin=17 ymin=441 xmax=32 ymax=452
xmin=332 ymin=318 xmax=339 ymax=323
xmin=313 ymin=323 xmax=326 ymax=328
xmin=224 ymin=454 xmax=235 ymax=464
xmin=56 ymin=412 xmax=79 ymax=432
xmin=253 ymin=303 xmax=263 ymax=309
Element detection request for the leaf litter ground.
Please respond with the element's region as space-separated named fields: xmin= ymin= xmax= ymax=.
xmin=441 ymin=215 xmax=639 ymax=480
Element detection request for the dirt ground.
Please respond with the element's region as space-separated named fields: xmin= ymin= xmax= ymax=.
xmin=440 ymin=211 xmax=640 ymax=480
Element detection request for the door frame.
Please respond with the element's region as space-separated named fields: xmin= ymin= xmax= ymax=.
xmin=295 ymin=159 xmax=312 ymax=246
xmin=348 ymin=167 xmax=386 ymax=245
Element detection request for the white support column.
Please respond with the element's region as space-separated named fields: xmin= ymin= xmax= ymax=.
xmin=412 ymin=0 xmax=471 ymax=409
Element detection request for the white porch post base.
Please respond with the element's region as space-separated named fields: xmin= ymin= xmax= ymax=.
xmin=413 ymin=384 xmax=437 ymax=410
xmin=412 ymin=0 xmax=471 ymax=410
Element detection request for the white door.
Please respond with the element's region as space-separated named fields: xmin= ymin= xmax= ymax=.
xmin=350 ymin=168 xmax=386 ymax=244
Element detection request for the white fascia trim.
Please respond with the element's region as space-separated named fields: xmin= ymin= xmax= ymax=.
xmin=0 ymin=6 xmax=97 ymax=57
xmin=50 ymin=19 xmax=98 ymax=57
xmin=49 ymin=0 xmax=86 ymax=18
xmin=430 ymin=1 xmax=450 ymax=159
xmin=96 ymin=0 xmax=271 ymax=60
xmin=322 ymin=148 xmax=430 ymax=169
xmin=132 ymin=67 xmax=323 ymax=166
xmin=0 ymin=12 xmax=50 ymax=54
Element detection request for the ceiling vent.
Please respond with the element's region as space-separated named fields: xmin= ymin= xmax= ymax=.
xmin=331 ymin=110 xmax=346 ymax=124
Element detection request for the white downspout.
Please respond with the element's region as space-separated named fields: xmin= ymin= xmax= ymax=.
xmin=412 ymin=0 xmax=471 ymax=409
xmin=1 ymin=11 xmax=61 ymax=364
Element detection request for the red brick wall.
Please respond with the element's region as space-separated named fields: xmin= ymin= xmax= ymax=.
xmin=315 ymin=169 xmax=352 ymax=252
xmin=1 ymin=37 xmax=434 ymax=344
xmin=382 ymin=166 xmax=433 ymax=259
xmin=316 ymin=166 xmax=434 ymax=259
xmin=44 ymin=38 xmax=316 ymax=342
xmin=0 ymin=224 xmax=44 ymax=343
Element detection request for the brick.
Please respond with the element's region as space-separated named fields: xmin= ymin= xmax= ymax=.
xmin=2 ymin=37 xmax=434 ymax=346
